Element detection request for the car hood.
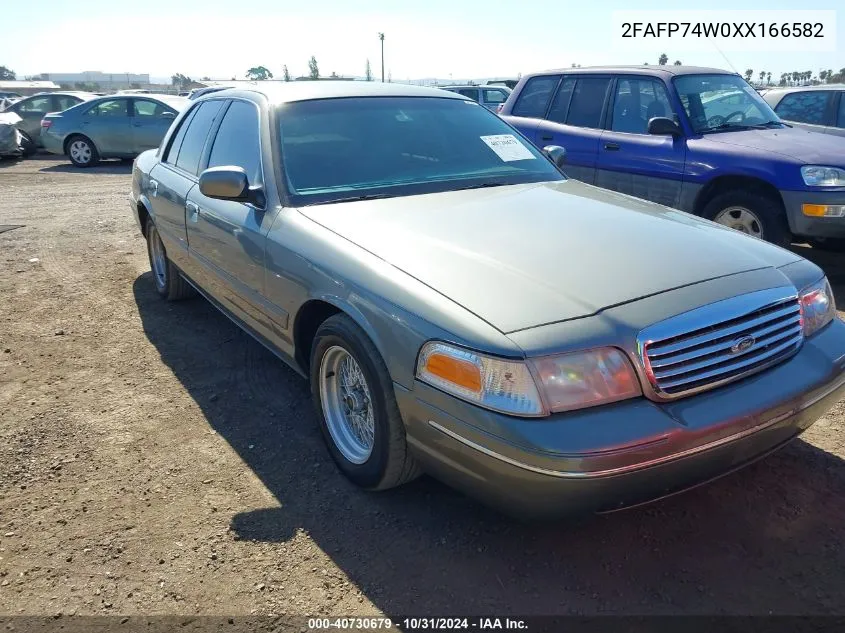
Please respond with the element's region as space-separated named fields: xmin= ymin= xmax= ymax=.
xmin=297 ymin=180 xmax=801 ymax=333
xmin=702 ymin=126 xmax=845 ymax=164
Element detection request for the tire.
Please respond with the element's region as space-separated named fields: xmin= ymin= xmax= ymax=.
xmin=702 ymin=190 xmax=792 ymax=247
xmin=145 ymin=218 xmax=196 ymax=300
xmin=19 ymin=131 xmax=36 ymax=157
xmin=808 ymin=237 xmax=845 ymax=252
xmin=310 ymin=314 xmax=422 ymax=490
xmin=66 ymin=135 xmax=100 ymax=168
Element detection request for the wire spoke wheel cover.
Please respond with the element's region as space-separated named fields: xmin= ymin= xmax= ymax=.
xmin=713 ymin=205 xmax=764 ymax=238
xmin=319 ymin=345 xmax=375 ymax=464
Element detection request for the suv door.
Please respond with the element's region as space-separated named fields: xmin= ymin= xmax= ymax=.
xmin=131 ymin=98 xmax=178 ymax=153
xmin=185 ymin=99 xmax=276 ymax=330
xmin=502 ymin=75 xmax=561 ymax=151
xmin=534 ymin=75 xmax=611 ymax=184
xmin=147 ymin=99 xmax=225 ymax=271
xmin=595 ymin=76 xmax=687 ymax=208
xmin=772 ymin=90 xmax=835 ymax=135
xmin=80 ymin=98 xmax=132 ymax=155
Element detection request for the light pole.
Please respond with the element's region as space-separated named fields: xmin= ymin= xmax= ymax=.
xmin=378 ymin=32 xmax=385 ymax=82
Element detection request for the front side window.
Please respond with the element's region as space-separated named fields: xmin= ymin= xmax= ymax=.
xmin=674 ymin=74 xmax=781 ymax=133
xmin=278 ymin=97 xmax=563 ymax=205
xmin=482 ymin=89 xmax=508 ymax=104
xmin=546 ymin=78 xmax=575 ymax=124
xmin=511 ymin=76 xmax=560 ymax=118
xmin=566 ymin=77 xmax=611 ymax=129
xmin=774 ymin=91 xmax=832 ymax=125
xmin=174 ymin=100 xmax=224 ymax=176
xmin=87 ymin=99 xmax=128 ymax=117
xmin=133 ymin=99 xmax=174 ymax=118
xmin=207 ymin=101 xmax=262 ymax=185
xmin=611 ymin=78 xmax=673 ymax=134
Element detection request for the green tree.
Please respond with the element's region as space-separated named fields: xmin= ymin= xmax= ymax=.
xmin=308 ymin=56 xmax=320 ymax=80
xmin=282 ymin=65 xmax=291 ymax=82
xmin=792 ymin=71 xmax=799 ymax=85
xmin=673 ymin=60 xmax=682 ymax=65
xmin=744 ymin=68 xmax=753 ymax=82
xmin=0 ymin=66 xmax=15 ymax=80
xmin=658 ymin=53 xmax=668 ymax=65
xmin=766 ymin=71 xmax=771 ymax=85
xmin=365 ymin=59 xmax=372 ymax=81
xmin=171 ymin=73 xmax=192 ymax=89
xmin=759 ymin=70 xmax=765 ymax=84
xmin=246 ymin=66 xmax=273 ymax=80
xmin=826 ymin=68 xmax=833 ymax=83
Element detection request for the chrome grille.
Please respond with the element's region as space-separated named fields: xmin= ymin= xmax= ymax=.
xmin=637 ymin=287 xmax=804 ymax=400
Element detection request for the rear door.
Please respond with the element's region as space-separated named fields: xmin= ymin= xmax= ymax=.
xmin=131 ymin=98 xmax=178 ymax=153
xmin=147 ymin=99 xmax=225 ymax=271
xmin=502 ymin=74 xmax=561 ymax=153
xmin=185 ymin=99 xmax=276 ymax=329
xmin=772 ymin=90 xmax=835 ymax=135
xmin=595 ymin=75 xmax=687 ymax=208
xmin=80 ymin=98 xmax=132 ymax=155
xmin=534 ymin=75 xmax=611 ymax=184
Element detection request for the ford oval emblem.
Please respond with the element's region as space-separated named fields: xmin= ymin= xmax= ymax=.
xmin=730 ymin=335 xmax=755 ymax=354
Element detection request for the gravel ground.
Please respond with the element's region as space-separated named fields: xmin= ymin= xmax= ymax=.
xmin=1 ymin=155 xmax=844 ymax=619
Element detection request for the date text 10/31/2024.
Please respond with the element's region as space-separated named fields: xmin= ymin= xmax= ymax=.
xmin=307 ymin=617 xmax=529 ymax=630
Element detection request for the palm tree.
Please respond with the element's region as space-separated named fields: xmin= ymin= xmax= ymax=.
xmin=766 ymin=72 xmax=771 ymax=85
xmin=744 ymin=69 xmax=753 ymax=82
xmin=792 ymin=71 xmax=799 ymax=85
xmin=820 ymin=70 xmax=828 ymax=83
xmin=759 ymin=70 xmax=765 ymax=85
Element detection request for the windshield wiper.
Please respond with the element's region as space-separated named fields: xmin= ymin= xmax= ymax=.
xmin=305 ymin=193 xmax=397 ymax=206
xmin=702 ymin=123 xmax=756 ymax=133
xmin=749 ymin=121 xmax=789 ymax=129
xmin=452 ymin=182 xmax=509 ymax=191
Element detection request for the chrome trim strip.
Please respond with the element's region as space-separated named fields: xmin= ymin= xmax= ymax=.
xmin=427 ymin=372 xmax=844 ymax=479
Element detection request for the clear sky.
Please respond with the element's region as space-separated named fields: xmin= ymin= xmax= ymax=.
xmin=2 ymin=0 xmax=843 ymax=82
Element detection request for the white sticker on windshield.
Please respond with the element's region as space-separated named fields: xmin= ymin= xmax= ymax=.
xmin=480 ymin=134 xmax=536 ymax=162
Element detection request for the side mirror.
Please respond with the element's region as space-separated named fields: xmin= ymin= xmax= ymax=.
xmin=647 ymin=117 xmax=682 ymax=136
xmin=199 ymin=166 xmax=249 ymax=201
xmin=542 ymin=145 xmax=567 ymax=169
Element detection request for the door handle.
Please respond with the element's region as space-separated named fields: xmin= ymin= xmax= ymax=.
xmin=604 ymin=142 xmax=621 ymax=151
xmin=132 ymin=122 xmax=143 ymax=127
xmin=541 ymin=135 xmax=554 ymax=142
xmin=149 ymin=180 xmax=158 ymax=197
xmin=186 ymin=201 xmax=200 ymax=222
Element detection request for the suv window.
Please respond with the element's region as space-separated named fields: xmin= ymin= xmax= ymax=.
xmin=87 ymin=99 xmax=127 ymax=117
xmin=482 ymin=89 xmax=507 ymax=104
xmin=611 ymin=77 xmax=672 ymax=134
xmin=511 ymin=76 xmax=560 ymax=118
xmin=546 ymin=78 xmax=575 ymax=124
xmin=838 ymin=94 xmax=845 ymax=127
xmin=54 ymin=95 xmax=81 ymax=111
xmin=566 ymin=77 xmax=610 ymax=128
xmin=775 ymin=91 xmax=832 ymax=125
xmin=174 ymin=100 xmax=224 ymax=176
xmin=207 ymin=101 xmax=262 ymax=185
xmin=163 ymin=106 xmax=199 ymax=163
xmin=18 ymin=96 xmax=52 ymax=114
xmin=133 ymin=99 xmax=173 ymax=117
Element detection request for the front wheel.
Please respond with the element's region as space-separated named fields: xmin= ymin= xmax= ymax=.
xmin=310 ymin=314 xmax=421 ymax=490
xmin=702 ymin=190 xmax=791 ymax=247
xmin=66 ymin=135 xmax=100 ymax=168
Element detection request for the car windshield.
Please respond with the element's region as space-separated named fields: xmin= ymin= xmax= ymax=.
xmin=674 ymin=74 xmax=782 ymax=133
xmin=277 ymin=96 xmax=563 ymax=205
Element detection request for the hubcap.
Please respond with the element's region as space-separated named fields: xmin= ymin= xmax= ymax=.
xmin=713 ymin=206 xmax=763 ymax=239
xmin=319 ymin=346 xmax=375 ymax=464
xmin=69 ymin=140 xmax=91 ymax=164
xmin=148 ymin=226 xmax=167 ymax=290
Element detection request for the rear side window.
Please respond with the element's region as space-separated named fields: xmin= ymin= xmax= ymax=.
xmin=175 ymin=100 xmax=224 ymax=176
xmin=511 ymin=76 xmax=560 ymax=118
xmin=774 ymin=91 xmax=832 ymax=125
xmin=163 ymin=106 xmax=199 ymax=163
xmin=18 ymin=97 xmax=52 ymax=113
xmin=54 ymin=96 xmax=80 ymax=111
xmin=837 ymin=95 xmax=845 ymax=128
xmin=207 ymin=101 xmax=262 ymax=185
xmin=566 ymin=77 xmax=611 ymax=128
xmin=546 ymin=78 xmax=575 ymax=123
xmin=456 ymin=88 xmax=480 ymax=102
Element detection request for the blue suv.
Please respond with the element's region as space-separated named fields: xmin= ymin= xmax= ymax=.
xmin=500 ymin=66 xmax=845 ymax=250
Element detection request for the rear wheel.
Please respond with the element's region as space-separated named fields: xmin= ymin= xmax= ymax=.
xmin=66 ymin=135 xmax=100 ymax=168
xmin=702 ymin=190 xmax=791 ymax=247
xmin=145 ymin=218 xmax=195 ymax=300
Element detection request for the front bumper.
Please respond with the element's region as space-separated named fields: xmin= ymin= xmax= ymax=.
xmin=396 ymin=318 xmax=845 ymax=518
xmin=782 ymin=189 xmax=845 ymax=238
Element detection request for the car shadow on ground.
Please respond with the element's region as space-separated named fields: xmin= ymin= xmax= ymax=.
xmin=38 ymin=159 xmax=132 ymax=175
xmin=133 ymin=269 xmax=845 ymax=615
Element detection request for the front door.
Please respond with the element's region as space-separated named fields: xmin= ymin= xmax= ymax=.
xmin=595 ymin=76 xmax=687 ymax=209
xmin=80 ymin=98 xmax=132 ymax=155
xmin=131 ymin=98 xmax=178 ymax=153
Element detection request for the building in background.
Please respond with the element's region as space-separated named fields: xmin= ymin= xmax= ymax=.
xmin=38 ymin=71 xmax=151 ymax=91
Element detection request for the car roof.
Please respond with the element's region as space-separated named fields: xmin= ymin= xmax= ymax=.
xmin=760 ymin=83 xmax=845 ymax=94
xmin=22 ymin=91 xmax=96 ymax=99
xmin=523 ymin=65 xmax=737 ymax=78
xmin=441 ymin=84 xmax=511 ymax=91
xmin=196 ymin=81 xmax=469 ymax=105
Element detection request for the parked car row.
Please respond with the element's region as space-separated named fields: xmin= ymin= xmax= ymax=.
xmin=499 ymin=65 xmax=845 ymax=251
xmin=129 ymin=80 xmax=844 ymax=518
xmin=760 ymin=84 xmax=845 ymax=137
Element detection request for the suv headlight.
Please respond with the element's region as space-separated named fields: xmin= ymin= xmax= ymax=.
xmin=800 ymin=277 xmax=836 ymax=337
xmin=416 ymin=342 xmax=641 ymax=417
xmin=801 ymin=166 xmax=845 ymax=187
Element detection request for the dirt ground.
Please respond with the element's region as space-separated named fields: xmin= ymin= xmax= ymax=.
xmin=1 ymin=155 xmax=845 ymax=619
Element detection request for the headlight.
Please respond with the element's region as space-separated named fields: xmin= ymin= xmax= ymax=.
xmin=801 ymin=166 xmax=845 ymax=187
xmin=800 ymin=277 xmax=836 ymax=337
xmin=416 ymin=342 xmax=641 ymax=416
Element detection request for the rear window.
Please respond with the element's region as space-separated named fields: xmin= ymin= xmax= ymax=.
xmin=511 ymin=76 xmax=560 ymax=118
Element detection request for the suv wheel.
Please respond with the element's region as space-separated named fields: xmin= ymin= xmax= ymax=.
xmin=702 ymin=190 xmax=791 ymax=247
